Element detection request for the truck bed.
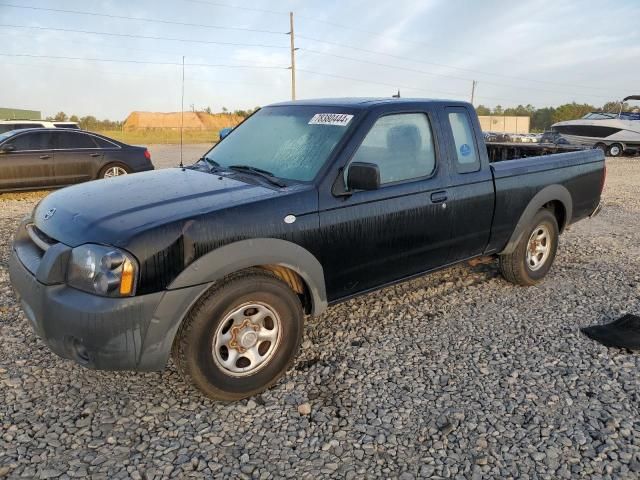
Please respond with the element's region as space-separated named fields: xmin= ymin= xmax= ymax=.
xmin=486 ymin=148 xmax=604 ymax=253
xmin=486 ymin=142 xmax=587 ymax=162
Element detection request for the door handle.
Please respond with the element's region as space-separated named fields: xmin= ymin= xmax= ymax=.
xmin=39 ymin=155 xmax=51 ymax=160
xmin=430 ymin=191 xmax=448 ymax=203
xmin=89 ymin=153 xmax=101 ymax=157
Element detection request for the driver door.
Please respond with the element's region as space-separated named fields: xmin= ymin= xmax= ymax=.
xmin=318 ymin=109 xmax=453 ymax=301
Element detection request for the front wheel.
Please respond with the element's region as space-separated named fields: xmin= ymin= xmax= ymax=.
xmin=499 ymin=209 xmax=559 ymax=286
xmin=172 ymin=269 xmax=304 ymax=401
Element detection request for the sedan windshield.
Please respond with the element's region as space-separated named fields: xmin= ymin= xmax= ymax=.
xmin=204 ymin=106 xmax=356 ymax=182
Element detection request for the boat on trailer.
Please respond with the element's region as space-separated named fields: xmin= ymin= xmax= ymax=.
xmin=551 ymin=95 xmax=640 ymax=157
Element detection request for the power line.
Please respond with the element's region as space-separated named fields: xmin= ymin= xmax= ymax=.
xmin=297 ymin=67 xmax=563 ymax=105
xmin=293 ymin=15 xmax=553 ymax=74
xmin=296 ymin=34 xmax=619 ymax=94
xmin=0 ymin=29 xmax=200 ymax=59
xmin=299 ymin=48 xmax=617 ymax=101
xmin=182 ymin=0 xmax=286 ymax=16
xmin=0 ymin=3 xmax=287 ymax=35
xmin=0 ymin=24 xmax=619 ymax=102
xmin=301 ymin=48 xmax=469 ymax=83
xmin=5 ymin=60 xmax=275 ymax=88
xmin=0 ymin=52 xmax=289 ymax=70
xmin=0 ymin=24 xmax=289 ymax=49
xmin=296 ymin=68 xmax=468 ymax=99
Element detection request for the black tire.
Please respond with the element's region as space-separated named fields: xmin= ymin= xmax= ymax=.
xmin=172 ymin=268 xmax=304 ymax=401
xmin=98 ymin=162 xmax=131 ymax=179
xmin=594 ymin=143 xmax=607 ymax=153
xmin=607 ymin=143 xmax=623 ymax=157
xmin=499 ymin=209 xmax=559 ymax=286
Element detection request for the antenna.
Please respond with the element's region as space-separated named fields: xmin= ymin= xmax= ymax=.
xmin=180 ymin=55 xmax=185 ymax=168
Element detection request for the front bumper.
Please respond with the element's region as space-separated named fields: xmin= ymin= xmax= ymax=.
xmin=9 ymin=245 xmax=163 ymax=369
xmin=8 ymin=220 xmax=211 ymax=371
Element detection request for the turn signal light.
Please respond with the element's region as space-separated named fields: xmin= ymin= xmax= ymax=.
xmin=119 ymin=259 xmax=135 ymax=296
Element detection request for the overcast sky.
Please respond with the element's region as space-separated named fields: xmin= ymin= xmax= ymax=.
xmin=1 ymin=0 xmax=638 ymax=119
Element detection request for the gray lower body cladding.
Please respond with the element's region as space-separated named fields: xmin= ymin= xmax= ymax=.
xmin=8 ymin=246 xmax=210 ymax=371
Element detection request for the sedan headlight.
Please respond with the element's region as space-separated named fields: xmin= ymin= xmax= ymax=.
xmin=67 ymin=244 xmax=138 ymax=297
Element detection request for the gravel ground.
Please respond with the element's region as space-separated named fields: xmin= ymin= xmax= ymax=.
xmin=1 ymin=157 xmax=639 ymax=479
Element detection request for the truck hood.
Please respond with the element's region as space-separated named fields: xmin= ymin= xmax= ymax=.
xmin=33 ymin=168 xmax=284 ymax=247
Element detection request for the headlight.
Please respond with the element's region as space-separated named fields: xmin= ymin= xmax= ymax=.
xmin=67 ymin=244 xmax=138 ymax=297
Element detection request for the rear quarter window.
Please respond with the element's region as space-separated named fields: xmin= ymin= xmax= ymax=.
xmin=447 ymin=108 xmax=480 ymax=173
xmin=92 ymin=136 xmax=118 ymax=148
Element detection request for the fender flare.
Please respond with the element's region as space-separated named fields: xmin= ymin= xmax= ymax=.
xmin=169 ymin=237 xmax=327 ymax=315
xmin=500 ymin=184 xmax=572 ymax=255
xmin=137 ymin=238 xmax=328 ymax=371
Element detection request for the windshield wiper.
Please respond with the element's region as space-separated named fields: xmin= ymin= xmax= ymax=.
xmin=201 ymin=157 xmax=220 ymax=172
xmin=228 ymin=165 xmax=286 ymax=187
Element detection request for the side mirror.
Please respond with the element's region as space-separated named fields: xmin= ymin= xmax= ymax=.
xmin=347 ymin=162 xmax=380 ymax=191
xmin=1 ymin=144 xmax=15 ymax=153
xmin=219 ymin=128 xmax=232 ymax=140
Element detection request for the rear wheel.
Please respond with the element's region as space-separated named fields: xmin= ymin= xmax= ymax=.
xmin=99 ymin=163 xmax=130 ymax=179
xmin=499 ymin=209 xmax=559 ymax=286
xmin=607 ymin=143 xmax=623 ymax=157
xmin=172 ymin=269 xmax=304 ymax=401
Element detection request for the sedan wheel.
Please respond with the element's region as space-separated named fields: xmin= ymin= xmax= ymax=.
xmin=103 ymin=166 xmax=128 ymax=178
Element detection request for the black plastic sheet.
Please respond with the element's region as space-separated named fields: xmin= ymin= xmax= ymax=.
xmin=582 ymin=314 xmax=640 ymax=351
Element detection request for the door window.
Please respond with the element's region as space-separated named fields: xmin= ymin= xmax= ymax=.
xmin=447 ymin=109 xmax=480 ymax=173
xmin=55 ymin=131 xmax=98 ymax=149
xmin=350 ymin=113 xmax=436 ymax=184
xmin=7 ymin=132 xmax=54 ymax=151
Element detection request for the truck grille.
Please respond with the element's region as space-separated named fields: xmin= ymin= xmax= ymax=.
xmin=15 ymin=223 xmax=60 ymax=274
xmin=26 ymin=223 xmax=57 ymax=252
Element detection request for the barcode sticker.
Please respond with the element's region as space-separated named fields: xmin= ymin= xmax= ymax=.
xmin=308 ymin=113 xmax=353 ymax=127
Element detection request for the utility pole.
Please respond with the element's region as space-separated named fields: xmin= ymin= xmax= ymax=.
xmin=470 ymin=80 xmax=477 ymax=105
xmin=289 ymin=11 xmax=296 ymax=101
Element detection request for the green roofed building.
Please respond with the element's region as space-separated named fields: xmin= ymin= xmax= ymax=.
xmin=0 ymin=108 xmax=41 ymax=120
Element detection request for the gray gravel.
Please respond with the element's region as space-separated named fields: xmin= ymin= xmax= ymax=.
xmin=1 ymin=156 xmax=639 ymax=479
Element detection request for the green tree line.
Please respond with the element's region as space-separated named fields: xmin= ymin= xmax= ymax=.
xmin=475 ymin=101 xmax=630 ymax=131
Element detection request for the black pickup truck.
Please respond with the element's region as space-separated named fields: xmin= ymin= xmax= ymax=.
xmin=9 ymin=98 xmax=605 ymax=400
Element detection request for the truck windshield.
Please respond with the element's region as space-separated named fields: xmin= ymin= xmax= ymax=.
xmin=203 ymin=106 xmax=356 ymax=182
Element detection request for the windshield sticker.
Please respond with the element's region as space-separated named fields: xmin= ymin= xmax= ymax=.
xmin=308 ymin=113 xmax=353 ymax=127
xmin=460 ymin=143 xmax=471 ymax=156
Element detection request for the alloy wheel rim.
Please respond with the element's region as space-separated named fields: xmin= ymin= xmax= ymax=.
xmin=104 ymin=166 xmax=128 ymax=177
xmin=212 ymin=302 xmax=281 ymax=377
xmin=526 ymin=224 xmax=551 ymax=271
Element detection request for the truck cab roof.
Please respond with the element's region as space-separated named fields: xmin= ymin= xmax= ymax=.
xmin=268 ymin=97 xmax=472 ymax=109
